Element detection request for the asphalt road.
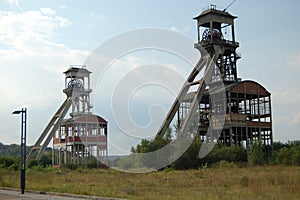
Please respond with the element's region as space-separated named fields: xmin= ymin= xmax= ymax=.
xmin=0 ymin=188 xmax=124 ymax=200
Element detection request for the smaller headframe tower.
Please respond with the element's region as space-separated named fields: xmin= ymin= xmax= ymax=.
xmin=27 ymin=66 xmax=108 ymax=167
xmin=52 ymin=66 xmax=108 ymax=167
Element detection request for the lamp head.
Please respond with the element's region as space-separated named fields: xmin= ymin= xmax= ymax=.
xmin=12 ymin=110 xmax=23 ymax=114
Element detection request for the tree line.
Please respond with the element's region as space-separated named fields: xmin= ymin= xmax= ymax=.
xmin=1 ymin=137 xmax=299 ymax=171
xmin=113 ymin=134 xmax=300 ymax=170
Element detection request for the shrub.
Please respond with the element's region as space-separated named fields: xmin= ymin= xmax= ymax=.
xmin=64 ymin=163 xmax=78 ymax=170
xmin=248 ymin=140 xmax=263 ymax=166
xmin=0 ymin=156 xmax=18 ymax=169
xmin=8 ymin=163 xmax=20 ymax=171
xmin=275 ymin=144 xmax=300 ymax=166
xmin=87 ymin=157 xmax=98 ymax=169
xmin=28 ymin=159 xmax=39 ymax=168
xmin=39 ymin=154 xmax=52 ymax=167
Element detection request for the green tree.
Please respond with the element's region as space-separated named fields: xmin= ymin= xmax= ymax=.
xmin=39 ymin=153 xmax=52 ymax=167
xmin=130 ymin=127 xmax=173 ymax=169
xmin=248 ymin=140 xmax=264 ymax=166
xmin=172 ymin=136 xmax=202 ymax=169
xmin=275 ymin=143 xmax=300 ymax=166
xmin=290 ymin=144 xmax=300 ymax=165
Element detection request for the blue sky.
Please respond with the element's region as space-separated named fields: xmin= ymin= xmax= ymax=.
xmin=1 ymin=0 xmax=300 ymax=155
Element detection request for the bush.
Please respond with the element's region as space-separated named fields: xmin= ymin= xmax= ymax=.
xmin=8 ymin=163 xmax=20 ymax=171
xmin=64 ymin=163 xmax=78 ymax=170
xmin=0 ymin=156 xmax=18 ymax=169
xmin=173 ymin=139 xmax=248 ymax=169
xmin=173 ymin=136 xmax=202 ymax=169
xmin=275 ymin=144 xmax=300 ymax=166
xmin=39 ymin=154 xmax=52 ymax=167
xmin=87 ymin=157 xmax=99 ymax=169
xmin=28 ymin=159 xmax=39 ymax=168
xmin=115 ymin=156 xmax=136 ymax=170
xmin=206 ymin=143 xmax=247 ymax=164
xmin=133 ymin=133 xmax=300 ymax=168
xmin=248 ymin=140 xmax=263 ymax=166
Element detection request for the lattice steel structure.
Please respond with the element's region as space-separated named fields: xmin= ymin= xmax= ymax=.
xmin=52 ymin=114 xmax=107 ymax=167
xmin=27 ymin=66 xmax=108 ymax=167
xmin=52 ymin=67 xmax=108 ymax=167
xmin=156 ymin=5 xmax=273 ymax=147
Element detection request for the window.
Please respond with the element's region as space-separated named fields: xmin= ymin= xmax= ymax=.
xmin=60 ymin=126 xmax=66 ymax=139
xmin=99 ymin=128 xmax=105 ymax=136
xmin=74 ymin=127 xmax=78 ymax=136
xmin=68 ymin=127 xmax=72 ymax=137
xmin=79 ymin=127 xmax=84 ymax=136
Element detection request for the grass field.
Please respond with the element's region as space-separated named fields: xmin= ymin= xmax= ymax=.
xmin=0 ymin=163 xmax=299 ymax=200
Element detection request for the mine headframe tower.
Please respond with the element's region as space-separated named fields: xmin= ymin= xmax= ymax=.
xmin=156 ymin=5 xmax=273 ymax=148
xmin=27 ymin=66 xmax=108 ymax=166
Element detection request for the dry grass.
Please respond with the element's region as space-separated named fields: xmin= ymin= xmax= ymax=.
xmin=1 ymin=164 xmax=300 ymax=199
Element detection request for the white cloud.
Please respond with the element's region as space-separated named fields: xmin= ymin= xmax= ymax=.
xmin=60 ymin=5 xmax=67 ymax=9
xmin=170 ymin=26 xmax=190 ymax=33
xmin=0 ymin=9 xmax=88 ymax=145
xmin=272 ymin=86 xmax=300 ymax=142
xmin=89 ymin=12 xmax=105 ymax=22
xmin=40 ymin=8 xmax=56 ymax=16
xmin=126 ymin=56 xmax=141 ymax=69
xmin=91 ymin=52 xmax=189 ymax=146
xmin=7 ymin=0 xmax=19 ymax=6
xmin=272 ymin=87 xmax=300 ymax=105
xmin=55 ymin=16 xmax=71 ymax=27
xmin=0 ymin=9 xmax=71 ymax=51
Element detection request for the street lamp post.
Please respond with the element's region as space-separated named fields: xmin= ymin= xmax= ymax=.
xmin=12 ymin=108 xmax=27 ymax=194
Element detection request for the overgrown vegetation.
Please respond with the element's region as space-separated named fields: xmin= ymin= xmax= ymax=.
xmin=272 ymin=141 xmax=300 ymax=165
xmin=0 ymin=139 xmax=299 ymax=199
xmin=0 ymin=166 xmax=299 ymax=199
xmin=120 ymin=135 xmax=300 ymax=170
xmin=0 ymin=142 xmax=31 ymax=156
xmin=0 ymin=142 xmax=98 ymax=170
xmin=0 ymin=156 xmax=19 ymax=171
xmin=0 ymin=138 xmax=299 ymax=171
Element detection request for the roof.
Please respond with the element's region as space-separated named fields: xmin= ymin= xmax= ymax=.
xmin=194 ymin=8 xmax=237 ymax=20
xmin=64 ymin=66 xmax=91 ymax=75
xmin=184 ymin=80 xmax=271 ymax=102
xmin=62 ymin=114 xmax=107 ymax=125
xmin=213 ymin=80 xmax=271 ymax=96
xmin=193 ymin=7 xmax=237 ymax=28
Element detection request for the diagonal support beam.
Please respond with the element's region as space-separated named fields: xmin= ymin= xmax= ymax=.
xmin=26 ymin=97 xmax=72 ymax=161
xmin=155 ymin=48 xmax=220 ymax=138
xmin=155 ymin=58 xmax=207 ymax=138
xmin=179 ymin=53 xmax=219 ymax=136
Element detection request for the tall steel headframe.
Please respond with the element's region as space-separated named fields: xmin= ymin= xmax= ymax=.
xmin=156 ymin=5 xmax=272 ymax=147
xmin=156 ymin=5 xmax=239 ymax=139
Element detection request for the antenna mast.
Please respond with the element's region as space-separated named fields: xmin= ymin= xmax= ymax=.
xmin=223 ymin=0 xmax=237 ymax=12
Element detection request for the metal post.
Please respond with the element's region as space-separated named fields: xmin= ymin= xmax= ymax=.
xmin=21 ymin=108 xmax=26 ymax=194
xmin=12 ymin=108 xmax=27 ymax=194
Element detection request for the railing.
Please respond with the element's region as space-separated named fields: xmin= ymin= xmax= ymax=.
xmin=199 ymin=39 xmax=239 ymax=47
